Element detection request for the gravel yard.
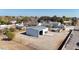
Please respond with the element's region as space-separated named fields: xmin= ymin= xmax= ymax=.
xmin=0 ymin=41 xmax=32 ymax=50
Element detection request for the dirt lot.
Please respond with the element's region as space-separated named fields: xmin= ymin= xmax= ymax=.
xmin=0 ymin=35 xmax=32 ymax=50
xmin=0 ymin=30 xmax=69 ymax=50
xmin=13 ymin=31 xmax=69 ymax=50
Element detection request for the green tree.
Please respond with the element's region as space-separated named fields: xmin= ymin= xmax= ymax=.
xmin=0 ymin=19 xmax=8 ymax=24
xmin=5 ymin=31 xmax=15 ymax=40
xmin=4 ymin=28 xmax=15 ymax=40
xmin=71 ymin=17 xmax=78 ymax=26
xmin=51 ymin=15 xmax=58 ymax=22
xmin=60 ymin=18 xmax=64 ymax=24
xmin=62 ymin=16 xmax=66 ymax=21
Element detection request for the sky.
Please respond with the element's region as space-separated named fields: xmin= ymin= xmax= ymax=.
xmin=0 ymin=9 xmax=79 ymax=17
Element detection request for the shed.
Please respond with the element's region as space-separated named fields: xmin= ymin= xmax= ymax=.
xmin=26 ymin=26 xmax=48 ymax=37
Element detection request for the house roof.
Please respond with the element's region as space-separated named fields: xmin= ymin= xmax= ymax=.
xmin=27 ymin=26 xmax=47 ymax=31
xmin=64 ymin=20 xmax=72 ymax=23
xmin=42 ymin=22 xmax=61 ymax=26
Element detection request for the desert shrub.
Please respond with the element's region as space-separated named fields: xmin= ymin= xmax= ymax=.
xmin=9 ymin=28 xmax=16 ymax=32
xmin=3 ymin=28 xmax=9 ymax=34
xmin=0 ymin=19 xmax=9 ymax=25
xmin=4 ymin=28 xmax=15 ymax=40
xmin=5 ymin=31 xmax=15 ymax=40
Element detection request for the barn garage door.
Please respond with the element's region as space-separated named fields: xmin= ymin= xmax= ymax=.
xmin=39 ymin=31 xmax=43 ymax=35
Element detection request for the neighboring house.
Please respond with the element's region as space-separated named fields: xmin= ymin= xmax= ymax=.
xmin=64 ymin=20 xmax=72 ymax=25
xmin=0 ymin=25 xmax=13 ymax=30
xmin=52 ymin=22 xmax=61 ymax=28
xmin=48 ymin=22 xmax=64 ymax=32
xmin=16 ymin=22 xmax=24 ymax=29
xmin=50 ymin=28 xmax=62 ymax=32
xmin=10 ymin=20 xmax=16 ymax=24
xmin=74 ymin=26 xmax=79 ymax=31
xmin=65 ymin=26 xmax=74 ymax=31
xmin=26 ymin=26 xmax=48 ymax=37
xmin=0 ymin=25 xmax=7 ymax=30
xmin=7 ymin=25 xmax=13 ymax=29
xmin=76 ymin=20 xmax=79 ymax=26
xmin=37 ymin=23 xmax=42 ymax=26
xmin=41 ymin=22 xmax=65 ymax=32
xmin=42 ymin=22 xmax=61 ymax=27
xmin=51 ymin=24 xmax=65 ymax=32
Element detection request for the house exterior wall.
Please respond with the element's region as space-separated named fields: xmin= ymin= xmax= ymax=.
xmin=53 ymin=23 xmax=61 ymax=28
xmin=42 ymin=28 xmax=48 ymax=35
xmin=26 ymin=26 xmax=48 ymax=37
xmin=26 ymin=28 xmax=39 ymax=37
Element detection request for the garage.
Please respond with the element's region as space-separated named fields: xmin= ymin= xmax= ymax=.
xmin=26 ymin=26 xmax=48 ymax=37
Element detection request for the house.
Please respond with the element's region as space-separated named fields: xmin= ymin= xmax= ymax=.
xmin=16 ymin=22 xmax=24 ymax=29
xmin=37 ymin=23 xmax=42 ymax=26
xmin=64 ymin=20 xmax=72 ymax=25
xmin=52 ymin=22 xmax=61 ymax=28
xmin=48 ymin=22 xmax=65 ymax=32
xmin=26 ymin=26 xmax=48 ymax=37
xmin=41 ymin=22 xmax=65 ymax=32
xmin=0 ymin=25 xmax=7 ymax=30
xmin=10 ymin=20 xmax=16 ymax=24
xmin=42 ymin=22 xmax=61 ymax=27
xmin=0 ymin=25 xmax=13 ymax=30
xmin=65 ymin=26 xmax=74 ymax=31
xmin=76 ymin=20 xmax=79 ymax=26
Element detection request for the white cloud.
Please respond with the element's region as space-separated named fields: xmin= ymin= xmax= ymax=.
xmin=0 ymin=0 xmax=79 ymax=9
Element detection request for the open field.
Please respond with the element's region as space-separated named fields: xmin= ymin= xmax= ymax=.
xmin=13 ymin=31 xmax=69 ymax=50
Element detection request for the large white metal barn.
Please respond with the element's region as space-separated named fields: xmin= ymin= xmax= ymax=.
xmin=26 ymin=26 xmax=48 ymax=37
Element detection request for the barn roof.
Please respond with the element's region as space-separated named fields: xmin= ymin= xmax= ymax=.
xmin=27 ymin=26 xmax=47 ymax=31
